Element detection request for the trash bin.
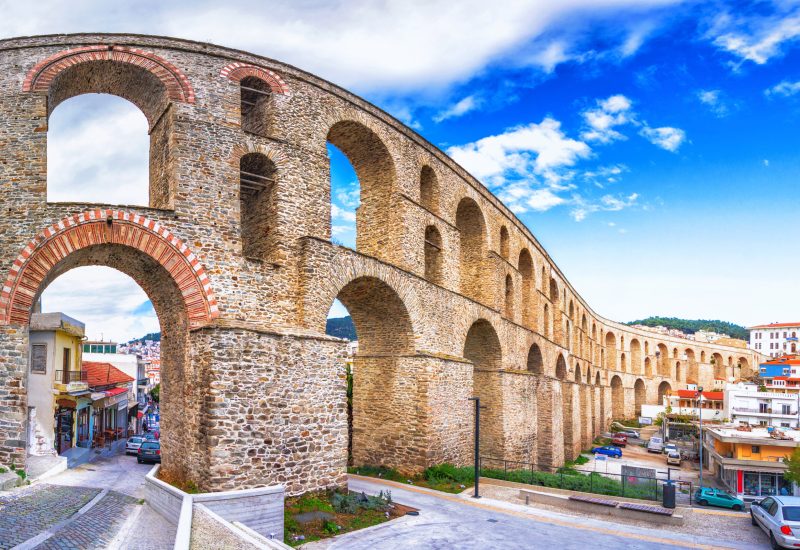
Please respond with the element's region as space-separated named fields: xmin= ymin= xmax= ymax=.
xmin=662 ymin=481 xmax=676 ymax=509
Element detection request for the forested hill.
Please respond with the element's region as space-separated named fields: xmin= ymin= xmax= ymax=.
xmin=127 ymin=332 xmax=161 ymax=344
xmin=325 ymin=316 xmax=356 ymax=340
xmin=626 ymin=317 xmax=749 ymax=340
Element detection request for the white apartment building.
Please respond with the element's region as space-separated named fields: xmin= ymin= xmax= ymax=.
xmin=749 ymin=322 xmax=800 ymax=358
xmin=724 ymin=382 xmax=800 ymax=429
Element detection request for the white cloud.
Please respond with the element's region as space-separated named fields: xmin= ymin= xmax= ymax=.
xmin=433 ymin=95 xmax=481 ymax=122
xmin=570 ymin=192 xmax=639 ymax=221
xmin=331 ymin=203 xmax=356 ymax=223
xmin=580 ymin=94 xmax=634 ymax=143
xmin=765 ymin=80 xmax=800 ymax=97
xmin=696 ymin=89 xmax=732 ymax=117
xmin=639 ymin=125 xmax=686 ymax=152
xmin=0 ymin=0 xmax=682 ymax=94
xmin=707 ymin=9 xmax=800 ymax=67
xmin=40 ymin=267 xmax=159 ymax=342
xmin=448 ymin=117 xmax=591 ymax=188
xmin=47 ymin=94 xmax=149 ymax=205
xmin=763 ymin=159 xmax=770 ymax=167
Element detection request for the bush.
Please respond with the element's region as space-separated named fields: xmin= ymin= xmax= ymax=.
xmin=424 ymin=463 xmax=474 ymax=485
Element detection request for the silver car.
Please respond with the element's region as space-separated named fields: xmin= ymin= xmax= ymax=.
xmin=126 ymin=436 xmax=145 ymax=455
xmin=751 ymin=495 xmax=800 ymax=549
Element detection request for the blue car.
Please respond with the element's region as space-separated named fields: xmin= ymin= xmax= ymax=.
xmin=591 ymin=446 xmax=622 ymax=458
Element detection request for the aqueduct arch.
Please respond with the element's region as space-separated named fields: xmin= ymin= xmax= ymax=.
xmin=0 ymin=34 xmax=763 ymax=494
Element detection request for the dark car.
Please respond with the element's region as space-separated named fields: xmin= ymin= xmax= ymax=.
xmin=611 ymin=434 xmax=628 ymax=447
xmin=137 ymin=441 xmax=161 ymax=464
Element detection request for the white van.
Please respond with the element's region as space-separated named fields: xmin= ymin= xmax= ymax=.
xmin=647 ymin=436 xmax=664 ymax=453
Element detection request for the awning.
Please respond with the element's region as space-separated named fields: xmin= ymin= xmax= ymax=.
xmin=104 ymin=388 xmax=127 ymax=398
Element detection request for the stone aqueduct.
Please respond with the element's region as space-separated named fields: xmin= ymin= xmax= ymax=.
xmin=0 ymin=34 xmax=761 ymax=495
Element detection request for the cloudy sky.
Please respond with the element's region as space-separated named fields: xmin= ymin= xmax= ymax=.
xmin=6 ymin=0 xmax=800 ymax=339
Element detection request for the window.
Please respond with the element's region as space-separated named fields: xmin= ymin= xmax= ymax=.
xmin=240 ymin=76 xmax=273 ymax=136
xmin=82 ymin=344 xmax=89 ymax=353
xmin=63 ymin=347 xmax=71 ymax=371
xmin=240 ymin=153 xmax=277 ymax=260
xmin=31 ymin=344 xmax=47 ymax=374
xmin=783 ymin=404 xmax=791 ymax=415
xmin=752 ymin=446 xmax=761 ymax=454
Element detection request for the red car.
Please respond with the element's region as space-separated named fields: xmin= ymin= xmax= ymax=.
xmin=611 ymin=434 xmax=628 ymax=447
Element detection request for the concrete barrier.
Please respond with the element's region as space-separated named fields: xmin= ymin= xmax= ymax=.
xmin=518 ymin=488 xmax=685 ymax=526
xmin=144 ymin=465 xmax=285 ymax=547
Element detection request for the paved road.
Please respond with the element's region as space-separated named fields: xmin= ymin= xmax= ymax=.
xmin=0 ymin=451 xmax=174 ymax=550
xmin=304 ymin=476 xmax=767 ymax=550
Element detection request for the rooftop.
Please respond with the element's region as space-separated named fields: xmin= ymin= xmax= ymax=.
xmin=707 ymin=426 xmax=800 ymax=444
xmin=675 ymin=389 xmax=723 ymax=400
xmin=30 ymin=312 xmax=85 ymax=338
xmin=749 ymin=322 xmax=800 ymax=329
xmin=83 ymin=361 xmax=134 ymax=387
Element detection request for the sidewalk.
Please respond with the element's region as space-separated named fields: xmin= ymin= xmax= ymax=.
xmin=302 ymin=475 xmax=767 ymax=549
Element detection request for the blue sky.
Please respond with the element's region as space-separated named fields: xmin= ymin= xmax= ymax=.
xmin=6 ymin=0 xmax=800 ymax=338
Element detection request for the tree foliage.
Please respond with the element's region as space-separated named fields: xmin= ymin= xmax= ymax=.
xmin=150 ymin=383 xmax=160 ymax=403
xmin=784 ymin=447 xmax=800 ymax=486
xmin=626 ymin=316 xmax=748 ymax=340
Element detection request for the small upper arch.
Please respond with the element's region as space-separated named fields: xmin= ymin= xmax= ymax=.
xmin=220 ymin=62 xmax=289 ymax=94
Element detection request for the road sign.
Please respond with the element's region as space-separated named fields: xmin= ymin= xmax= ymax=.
xmin=595 ymin=454 xmax=607 ymax=461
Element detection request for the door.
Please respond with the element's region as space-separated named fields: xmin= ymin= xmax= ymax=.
xmin=55 ymin=408 xmax=74 ymax=455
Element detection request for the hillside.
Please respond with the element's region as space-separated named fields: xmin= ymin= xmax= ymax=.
xmin=326 ymin=316 xmax=356 ymax=340
xmin=626 ymin=317 xmax=748 ymax=340
xmin=127 ymin=332 xmax=161 ymax=344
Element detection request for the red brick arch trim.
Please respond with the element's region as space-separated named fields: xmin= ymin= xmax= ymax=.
xmin=220 ymin=62 xmax=289 ymax=94
xmin=23 ymin=45 xmax=195 ymax=103
xmin=0 ymin=210 xmax=218 ymax=327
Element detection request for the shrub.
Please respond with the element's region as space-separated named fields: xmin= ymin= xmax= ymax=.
xmin=424 ymin=463 xmax=474 ymax=484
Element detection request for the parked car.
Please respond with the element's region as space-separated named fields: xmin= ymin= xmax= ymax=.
xmin=694 ymin=487 xmax=744 ymax=511
xmin=591 ymin=446 xmax=622 ymax=458
xmin=666 ymin=451 xmax=681 ymax=466
xmin=647 ymin=436 xmax=664 ymax=453
xmin=620 ymin=430 xmax=640 ymax=439
xmin=752 ymin=496 xmax=800 ymax=549
xmin=144 ymin=432 xmax=158 ymax=441
xmin=611 ymin=434 xmax=628 ymax=447
xmin=663 ymin=443 xmax=679 ymax=455
xmin=137 ymin=441 xmax=161 ymax=464
xmin=126 ymin=436 xmax=145 ymax=455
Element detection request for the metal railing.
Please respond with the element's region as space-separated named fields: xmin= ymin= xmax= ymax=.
xmin=479 ymin=456 xmax=693 ymax=504
xmin=54 ymin=369 xmax=88 ymax=384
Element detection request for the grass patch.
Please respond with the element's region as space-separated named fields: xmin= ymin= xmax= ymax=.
xmin=284 ymin=489 xmax=404 ymax=547
xmin=349 ymin=463 xmax=472 ymax=494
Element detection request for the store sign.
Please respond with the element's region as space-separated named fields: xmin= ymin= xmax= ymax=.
xmin=66 ymin=381 xmax=89 ymax=393
xmin=57 ymin=398 xmax=76 ymax=408
xmin=639 ymin=416 xmax=653 ymax=426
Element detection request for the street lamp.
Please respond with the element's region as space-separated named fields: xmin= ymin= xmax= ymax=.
xmin=468 ymin=397 xmax=485 ymax=499
xmin=697 ymin=386 xmax=704 ymax=490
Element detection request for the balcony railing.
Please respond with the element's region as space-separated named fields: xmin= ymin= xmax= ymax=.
xmin=732 ymin=406 xmax=797 ymax=416
xmin=55 ymin=369 xmax=88 ymax=385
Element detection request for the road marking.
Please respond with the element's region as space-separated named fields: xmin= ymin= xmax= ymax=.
xmin=348 ymin=475 xmax=738 ymax=550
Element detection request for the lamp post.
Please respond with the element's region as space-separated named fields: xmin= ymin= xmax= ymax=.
xmin=468 ymin=397 xmax=483 ymax=498
xmin=697 ymin=386 xmax=704 ymax=490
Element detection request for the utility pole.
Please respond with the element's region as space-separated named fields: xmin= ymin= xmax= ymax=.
xmin=468 ymin=397 xmax=483 ymax=498
xmin=697 ymin=386 xmax=704 ymax=490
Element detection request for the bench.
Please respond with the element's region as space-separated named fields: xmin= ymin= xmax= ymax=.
xmin=619 ymin=502 xmax=674 ymax=516
xmin=568 ymin=494 xmax=619 ymax=508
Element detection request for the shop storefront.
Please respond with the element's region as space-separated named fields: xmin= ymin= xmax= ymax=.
xmin=54 ymin=398 xmax=76 ymax=455
xmin=719 ymin=464 xmax=795 ymax=499
xmin=75 ymin=398 xmax=92 ymax=448
xmin=90 ymin=388 xmax=128 ymax=446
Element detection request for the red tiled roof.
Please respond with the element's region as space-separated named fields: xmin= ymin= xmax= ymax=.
xmin=749 ymin=322 xmax=800 ymax=329
xmin=83 ymin=361 xmax=134 ymax=387
xmin=675 ymin=389 xmax=723 ymax=400
xmin=763 ymin=355 xmax=800 ymax=365
xmin=103 ymin=387 xmax=127 ymax=397
xmin=770 ymin=377 xmax=800 ymax=382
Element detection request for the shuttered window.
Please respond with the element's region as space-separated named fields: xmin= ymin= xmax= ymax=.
xmin=31 ymin=344 xmax=47 ymax=374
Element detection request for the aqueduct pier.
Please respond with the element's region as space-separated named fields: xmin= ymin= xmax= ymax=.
xmin=0 ymin=34 xmax=761 ymax=495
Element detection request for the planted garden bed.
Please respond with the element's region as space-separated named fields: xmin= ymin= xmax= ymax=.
xmin=348 ymin=463 xmax=473 ymax=494
xmin=284 ymin=489 xmax=416 ymax=546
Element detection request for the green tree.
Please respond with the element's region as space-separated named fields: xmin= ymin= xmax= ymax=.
xmin=784 ymin=447 xmax=800 ymax=487
xmin=150 ymin=383 xmax=160 ymax=403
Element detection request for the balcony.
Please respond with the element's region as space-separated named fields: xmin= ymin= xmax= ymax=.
xmin=55 ymin=369 xmax=88 ymax=384
xmin=732 ymin=406 xmax=797 ymax=417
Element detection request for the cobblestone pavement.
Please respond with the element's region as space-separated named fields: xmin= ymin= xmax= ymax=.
xmin=0 ymin=483 xmax=100 ymax=549
xmin=0 ymin=450 xmax=175 ymax=549
xmin=34 ymin=490 xmax=138 ymax=550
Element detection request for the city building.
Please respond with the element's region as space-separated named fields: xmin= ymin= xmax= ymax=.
xmin=84 ymin=361 xmax=135 ymax=445
xmin=84 ymin=341 xmax=147 ymax=431
xmin=704 ymin=425 xmax=798 ymax=500
xmin=28 ymin=312 xmax=91 ymax=456
xmin=724 ymin=382 xmax=800 ymax=429
xmin=749 ymin=322 xmax=800 ymax=358
xmin=693 ymin=330 xmax=730 ymax=343
xmin=665 ymin=389 xmax=725 ymax=421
